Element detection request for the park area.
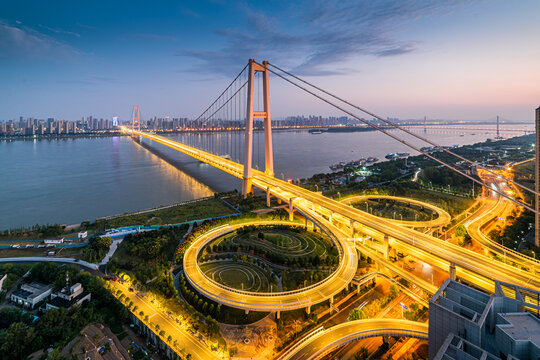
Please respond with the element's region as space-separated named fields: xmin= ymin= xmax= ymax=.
xmin=199 ymin=224 xmax=339 ymax=292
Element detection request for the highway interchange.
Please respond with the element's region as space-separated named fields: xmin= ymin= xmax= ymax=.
xmin=121 ymin=128 xmax=539 ymax=359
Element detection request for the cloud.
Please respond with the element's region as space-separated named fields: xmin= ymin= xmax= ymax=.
xmin=38 ymin=24 xmax=80 ymax=38
xmin=0 ymin=20 xmax=81 ymax=59
xmin=179 ymin=0 xmax=470 ymax=76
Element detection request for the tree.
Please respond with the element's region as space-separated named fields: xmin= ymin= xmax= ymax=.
xmin=354 ymin=346 xmax=369 ymax=360
xmin=348 ymin=308 xmax=365 ymax=321
xmin=389 ymin=284 xmax=399 ymax=298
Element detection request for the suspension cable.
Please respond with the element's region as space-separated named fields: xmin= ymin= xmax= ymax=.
xmin=194 ymin=64 xmax=249 ymax=123
xmin=263 ymin=63 xmax=539 ymax=215
xmin=268 ymin=62 xmax=538 ymax=197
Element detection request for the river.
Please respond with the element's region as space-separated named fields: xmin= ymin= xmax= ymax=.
xmin=0 ymin=124 xmax=532 ymax=229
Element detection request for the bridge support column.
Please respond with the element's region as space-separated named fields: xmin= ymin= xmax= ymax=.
xmin=449 ymin=262 xmax=456 ymax=280
xmin=383 ymin=336 xmax=389 ymax=344
xmin=306 ymin=305 xmax=311 ymax=315
xmin=288 ymin=197 xmax=295 ymax=221
xmin=328 ymin=211 xmax=333 ymax=223
xmin=266 ymin=187 xmax=271 ymax=207
xmin=245 ymin=309 xmax=249 ymax=315
xmin=350 ymin=219 xmax=355 ymax=238
xmin=262 ymin=60 xmax=274 ymax=177
xmin=357 ymin=283 xmax=361 ymax=294
xmin=276 ymin=311 xmax=280 ymax=320
xmin=242 ymin=61 xmax=255 ymax=197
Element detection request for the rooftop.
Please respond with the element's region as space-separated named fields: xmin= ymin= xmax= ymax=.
xmin=498 ymin=313 xmax=540 ymax=349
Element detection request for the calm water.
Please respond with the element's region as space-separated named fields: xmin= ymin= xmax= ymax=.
xmin=0 ymin=124 xmax=532 ymax=229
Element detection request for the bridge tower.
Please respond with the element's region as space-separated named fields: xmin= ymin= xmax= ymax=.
xmin=242 ymin=59 xmax=274 ymax=196
xmin=534 ymin=106 xmax=540 ymax=246
xmin=496 ymin=115 xmax=500 ymax=138
xmin=131 ymin=105 xmax=140 ymax=137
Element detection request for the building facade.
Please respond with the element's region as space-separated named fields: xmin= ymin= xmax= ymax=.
xmin=11 ymin=283 xmax=52 ymax=309
xmin=429 ymin=279 xmax=540 ymax=360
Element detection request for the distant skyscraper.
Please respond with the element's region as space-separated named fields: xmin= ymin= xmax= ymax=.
xmin=534 ymin=106 xmax=540 ymax=246
xmin=112 ymin=116 xmax=118 ymax=127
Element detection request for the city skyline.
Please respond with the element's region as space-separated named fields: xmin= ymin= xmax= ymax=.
xmin=1 ymin=1 xmax=539 ymax=121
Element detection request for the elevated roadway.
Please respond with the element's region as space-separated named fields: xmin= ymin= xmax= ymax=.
xmin=126 ymin=129 xmax=540 ymax=298
xmin=183 ymin=219 xmax=357 ymax=312
xmin=278 ymin=319 xmax=428 ymax=360
xmin=466 ymin=190 xmax=540 ymax=274
xmin=341 ymin=195 xmax=451 ymax=228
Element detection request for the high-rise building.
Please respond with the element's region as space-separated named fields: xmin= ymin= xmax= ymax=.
xmin=536 ymin=106 xmax=540 ymax=247
xmin=429 ymin=279 xmax=540 ymax=360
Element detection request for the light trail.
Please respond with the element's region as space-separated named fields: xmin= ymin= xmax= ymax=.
xmin=123 ymin=128 xmax=540 ymax=306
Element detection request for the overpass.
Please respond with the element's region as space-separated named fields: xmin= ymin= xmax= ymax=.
xmin=340 ymin=194 xmax=451 ymax=228
xmin=183 ymin=220 xmax=357 ymax=313
xmin=125 ymin=128 xmax=539 ymax=299
xmin=278 ymin=319 xmax=428 ymax=360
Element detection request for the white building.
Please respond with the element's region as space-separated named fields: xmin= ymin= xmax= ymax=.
xmin=46 ymin=282 xmax=91 ymax=310
xmin=11 ymin=282 xmax=52 ymax=309
xmin=44 ymin=238 xmax=64 ymax=244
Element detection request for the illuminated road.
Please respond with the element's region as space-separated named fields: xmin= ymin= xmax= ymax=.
xmin=278 ymin=319 xmax=428 ymax=360
xmin=110 ymin=281 xmax=219 ymax=360
xmin=183 ymin=219 xmax=357 ymax=312
xmin=125 ymin=129 xmax=540 ymax=296
xmin=465 ymin=181 xmax=540 ymax=274
xmin=341 ymin=195 xmax=451 ymax=228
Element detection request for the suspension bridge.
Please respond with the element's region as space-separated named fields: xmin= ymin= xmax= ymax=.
xmin=120 ymin=59 xmax=539 ymax=357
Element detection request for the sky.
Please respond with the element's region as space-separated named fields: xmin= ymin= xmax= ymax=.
xmin=0 ymin=0 xmax=539 ymax=122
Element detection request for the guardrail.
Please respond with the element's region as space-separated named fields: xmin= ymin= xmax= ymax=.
xmin=188 ymin=218 xmax=345 ymax=298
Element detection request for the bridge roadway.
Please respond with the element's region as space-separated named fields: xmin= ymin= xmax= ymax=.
xmin=465 ymin=190 xmax=540 ymax=274
xmin=126 ymin=129 xmax=540 ymax=298
xmin=278 ymin=319 xmax=428 ymax=360
xmin=341 ymin=195 xmax=451 ymax=228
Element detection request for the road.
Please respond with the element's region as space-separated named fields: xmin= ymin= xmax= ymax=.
xmin=278 ymin=319 xmax=428 ymax=360
xmin=110 ymin=280 xmax=220 ymax=360
xmin=340 ymin=194 xmax=451 ymax=228
xmin=183 ymin=220 xmax=357 ymax=312
xmin=0 ymin=257 xmax=101 ymax=274
xmin=128 ymin=128 xmax=540 ymax=295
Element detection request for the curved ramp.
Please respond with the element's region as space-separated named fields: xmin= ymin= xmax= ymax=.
xmin=341 ymin=195 xmax=451 ymax=228
xmin=279 ymin=319 xmax=428 ymax=360
xmin=183 ymin=218 xmax=357 ymax=312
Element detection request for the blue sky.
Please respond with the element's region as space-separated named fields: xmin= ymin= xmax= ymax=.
xmin=0 ymin=0 xmax=538 ymax=121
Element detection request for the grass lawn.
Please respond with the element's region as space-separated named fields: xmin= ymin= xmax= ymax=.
xmin=214 ymin=229 xmax=333 ymax=259
xmin=96 ymin=197 xmax=237 ymax=229
xmin=200 ymin=261 xmax=271 ymax=292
